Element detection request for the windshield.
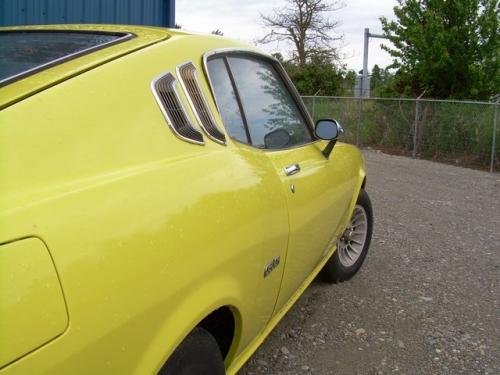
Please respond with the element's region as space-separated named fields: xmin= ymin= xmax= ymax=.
xmin=0 ymin=31 xmax=131 ymax=85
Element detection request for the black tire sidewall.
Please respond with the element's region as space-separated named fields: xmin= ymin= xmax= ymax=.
xmin=159 ymin=327 xmax=225 ymax=375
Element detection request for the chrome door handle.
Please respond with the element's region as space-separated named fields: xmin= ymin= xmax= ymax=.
xmin=284 ymin=164 xmax=301 ymax=176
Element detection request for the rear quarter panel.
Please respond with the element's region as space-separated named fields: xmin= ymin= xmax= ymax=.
xmin=0 ymin=35 xmax=288 ymax=374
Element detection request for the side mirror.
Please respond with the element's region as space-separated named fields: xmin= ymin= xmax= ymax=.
xmin=315 ymin=119 xmax=340 ymax=140
xmin=264 ymin=128 xmax=291 ymax=149
xmin=314 ymin=119 xmax=343 ymax=158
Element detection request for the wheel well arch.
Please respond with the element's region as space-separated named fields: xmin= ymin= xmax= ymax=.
xmin=135 ymin=276 xmax=244 ymax=374
xmin=197 ymin=306 xmax=238 ymax=360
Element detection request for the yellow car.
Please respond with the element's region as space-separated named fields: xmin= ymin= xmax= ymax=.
xmin=0 ymin=25 xmax=373 ymax=374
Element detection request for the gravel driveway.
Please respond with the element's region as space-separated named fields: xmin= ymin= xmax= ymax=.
xmin=240 ymin=150 xmax=500 ymax=375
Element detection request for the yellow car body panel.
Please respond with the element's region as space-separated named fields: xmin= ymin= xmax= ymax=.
xmin=0 ymin=25 xmax=367 ymax=374
xmin=0 ymin=238 xmax=68 ymax=367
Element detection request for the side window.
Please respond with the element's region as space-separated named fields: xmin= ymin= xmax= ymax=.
xmin=206 ymin=57 xmax=249 ymax=144
xmin=227 ymin=56 xmax=312 ymax=149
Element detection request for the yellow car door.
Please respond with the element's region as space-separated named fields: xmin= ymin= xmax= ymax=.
xmin=207 ymin=53 xmax=355 ymax=313
xmin=265 ymin=143 xmax=353 ymax=309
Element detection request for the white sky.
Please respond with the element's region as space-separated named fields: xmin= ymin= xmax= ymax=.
xmin=176 ymin=0 xmax=397 ymax=72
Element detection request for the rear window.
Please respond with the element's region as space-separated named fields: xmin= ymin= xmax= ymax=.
xmin=0 ymin=31 xmax=132 ymax=86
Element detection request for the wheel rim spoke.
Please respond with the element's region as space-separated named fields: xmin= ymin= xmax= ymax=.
xmin=348 ymin=245 xmax=360 ymax=256
xmin=345 ymin=248 xmax=354 ymax=260
xmin=337 ymin=204 xmax=368 ymax=267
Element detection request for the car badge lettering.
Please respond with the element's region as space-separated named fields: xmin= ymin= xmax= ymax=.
xmin=264 ymin=256 xmax=281 ymax=278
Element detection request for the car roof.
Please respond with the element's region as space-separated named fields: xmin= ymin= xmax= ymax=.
xmin=0 ymin=24 xmax=183 ymax=109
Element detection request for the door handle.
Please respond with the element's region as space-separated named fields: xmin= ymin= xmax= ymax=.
xmin=284 ymin=164 xmax=301 ymax=176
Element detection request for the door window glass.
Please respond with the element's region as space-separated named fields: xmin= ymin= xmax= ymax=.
xmin=227 ymin=56 xmax=312 ymax=149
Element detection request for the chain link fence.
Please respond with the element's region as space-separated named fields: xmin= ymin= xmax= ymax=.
xmin=302 ymin=96 xmax=499 ymax=172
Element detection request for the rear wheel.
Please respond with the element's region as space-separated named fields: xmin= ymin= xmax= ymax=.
xmin=321 ymin=189 xmax=373 ymax=283
xmin=159 ymin=327 xmax=225 ymax=375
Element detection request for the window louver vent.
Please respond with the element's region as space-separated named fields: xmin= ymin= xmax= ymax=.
xmin=178 ymin=62 xmax=226 ymax=144
xmin=152 ymin=72 xmax=204 ymax=145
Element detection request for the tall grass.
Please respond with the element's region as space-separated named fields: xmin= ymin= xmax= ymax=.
xmin=302 ymin=97 xmax=499 ymax=169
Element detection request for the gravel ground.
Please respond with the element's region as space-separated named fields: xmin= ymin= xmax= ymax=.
xmin=240 ymin=150 xmax=500 ymax=375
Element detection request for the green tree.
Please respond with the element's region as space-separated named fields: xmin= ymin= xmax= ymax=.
xmin=259 ymin=0 xmax=344 ymax=66
xmin=370 ymin=64 xmax=397 ymax=97
xmin=380 ymin=0 xmax=499 ymax=100
xmin=370 ymin=65 xmax=384 ymax=91
xmin=343 ymin=70 xmax=357 ymax=95
xmin=283 ymin=57 xmax=347 ymax=96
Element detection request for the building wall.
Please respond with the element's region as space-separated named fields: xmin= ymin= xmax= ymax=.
xmin=0 ymin=0 xmax=175 ymax=27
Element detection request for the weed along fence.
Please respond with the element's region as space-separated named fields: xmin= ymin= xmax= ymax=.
xmin=302 ymin=96 xmax=499 ymax=172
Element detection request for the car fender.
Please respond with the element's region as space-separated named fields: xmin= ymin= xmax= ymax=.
xmin=336 ymin=147 xmax=367 ymax=238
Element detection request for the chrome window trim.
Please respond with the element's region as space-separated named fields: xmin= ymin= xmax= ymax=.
xmin=201 ymin=48 xmax=319 ymax=150
xmin=176 ymin=61 xmax=226 ymax=145
xmin=0 ymin=30 xmax=134 ymax=87
xmin=150 ymin=71 xmax=205 ymax=145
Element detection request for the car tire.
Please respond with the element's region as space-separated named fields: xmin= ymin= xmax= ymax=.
xmin=321 ymin=189 xmax=373 ymax=283
xmin=158 ymin=327 xmax=225 ymax=375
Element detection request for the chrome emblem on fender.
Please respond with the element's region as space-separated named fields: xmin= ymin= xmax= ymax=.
xmin=264 ymin=256 xmax=281 ymax=278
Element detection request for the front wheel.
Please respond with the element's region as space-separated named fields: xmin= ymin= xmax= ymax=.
xmin=321 ymin=189 xmax=373 ymax=283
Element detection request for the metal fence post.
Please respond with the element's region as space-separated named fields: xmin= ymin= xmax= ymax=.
xmin=357 ymin=98 xmax=363 ymax=146
xmin=413 ymin=91 xmax=426 ymax=158
xmin=412 ymin=99 xmax=419 ymax=158
xmin=490 ymin=101 xmax=499 ymax=173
